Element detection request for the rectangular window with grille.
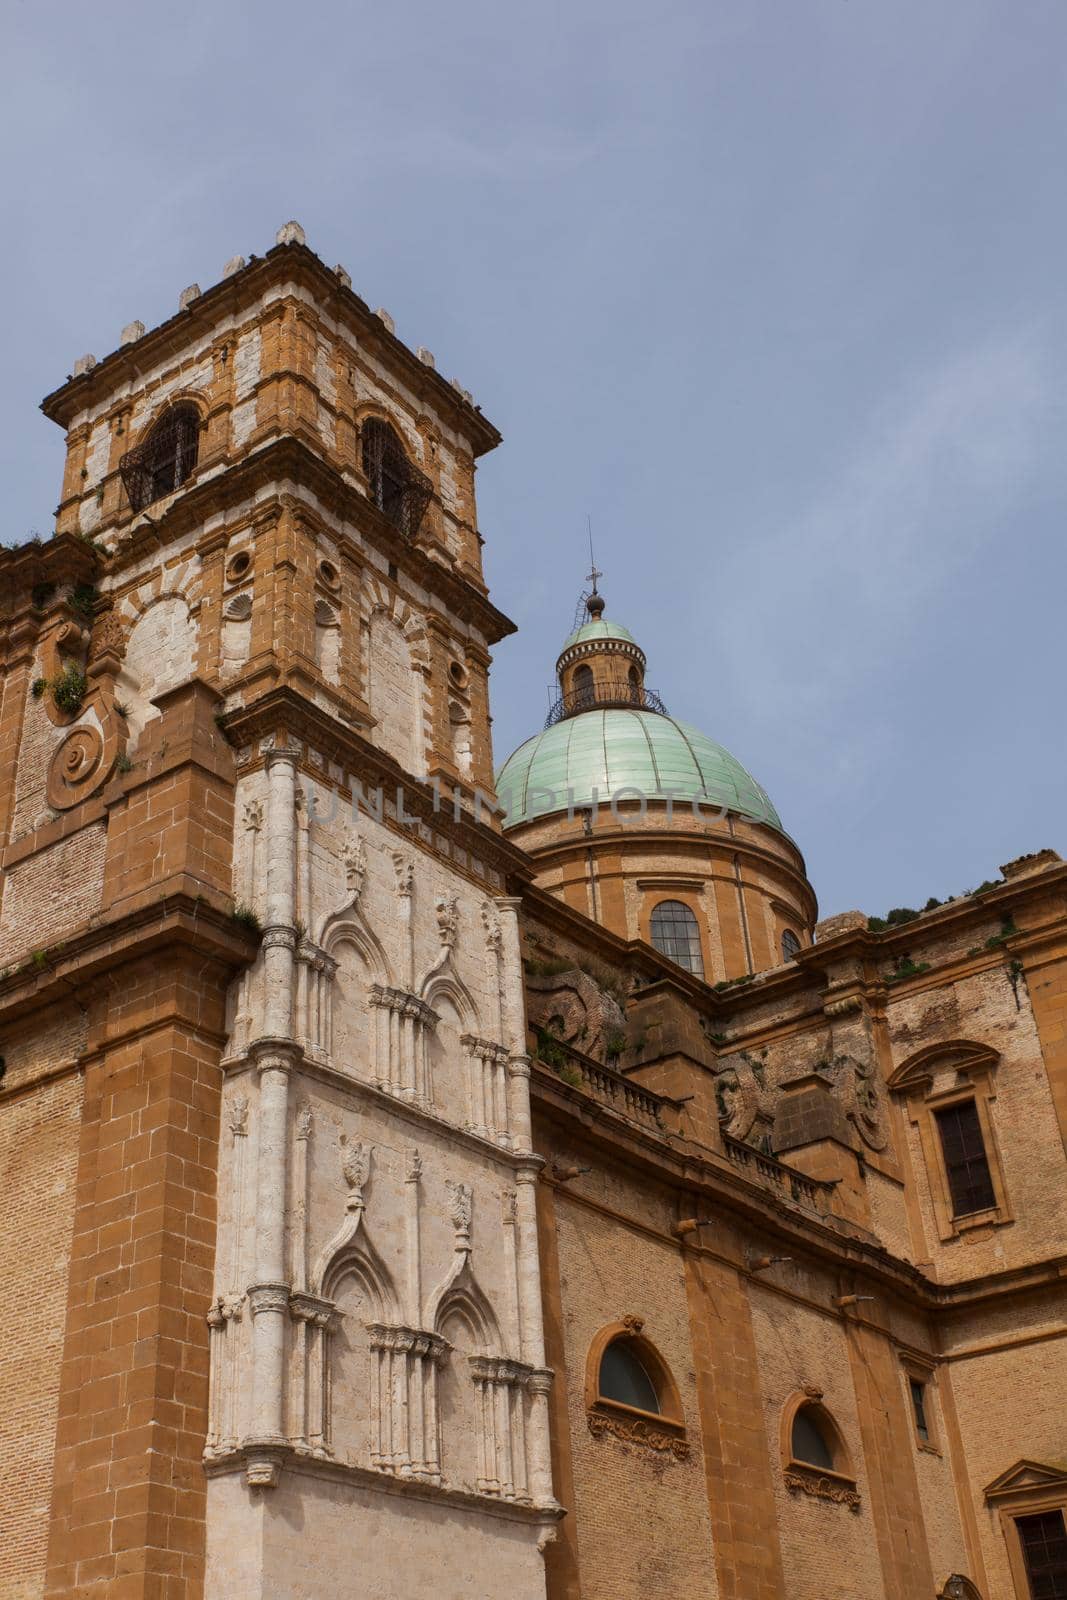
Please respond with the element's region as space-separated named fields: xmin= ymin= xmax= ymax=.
xmin=1017 ymin=1510 xmax=1067 ymax=1600
xmin=934 ymin=1100 xmax=996 ymax=1217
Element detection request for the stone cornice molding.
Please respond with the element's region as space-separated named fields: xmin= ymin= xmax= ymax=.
xmin=534 ymin=1057 xmax=1067 ymax=1314
xmin=221 ymin=685 xmax=532 ymax=887
xmin=0 ymin=884 xmax=258 ymax=1030
xmin=42 ymin=242 xmax=502 ymax=455
xmin=221 ymin=1045 xmax=536 ymax=1172
xmin=204 ymin=1443 xmax=565 ymax=1525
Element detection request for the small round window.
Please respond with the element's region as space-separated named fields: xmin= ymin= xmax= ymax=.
xmin=225 ymin=550 xmax=252 ymax=584
xmin=598 ymin=1340 xmax=660 ymax=1414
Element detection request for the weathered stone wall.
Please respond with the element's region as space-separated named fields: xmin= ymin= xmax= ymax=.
xmin=0 ymin=1062 xmax=82 ymax=1600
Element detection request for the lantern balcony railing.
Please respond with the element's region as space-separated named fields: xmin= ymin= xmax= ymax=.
xmin=545 ymin=681 xmax=668 ymax=727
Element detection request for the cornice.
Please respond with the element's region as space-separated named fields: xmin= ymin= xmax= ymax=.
xmin=221 ymin=686 xmax=534 ymax=890
xmin=0 ymin=531 xmax=101 ymax=612
xmin=89 ymin=435 xmax=514 ymax=646
xmin=40 ymin=242 xmax=503 ymax=456
xmin=0 ymin=883 xmax=258 ymax=1030
xmin=532 ymin=1063 xmax=1067 ymax=1316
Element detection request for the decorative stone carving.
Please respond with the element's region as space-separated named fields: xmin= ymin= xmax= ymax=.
xmin=340 ymin=1137 xmax=372 ymax=1208
xmin=524 ymin=964 xmax=625 ymax=1064
xmin=89 ymin=610 xmax=126 ymax=662
xmin=435 ymin=893 xmax=459 ymax=949
xmin=296 ymin=1103 xmax=313 ymax=1141
xmin=469 ymin=1356 xmax=537 ymax=1499
xmin=228 ymin=1095 xmax=250 ymax=1139
xmin=461 ymin=1035 xmax=511 ymax=1144
xmin=368 ymin=985 xmax=439 ymax=1105
xmin=46 ymin=722 xmax=114 ymax=811
xmin=392 ymin=852 xmax=414 ymax=897
xmin=341 ymin=832 xmax=367 ymax=898
xmin=406 ymin=1148 xmax=423 ymax=1184
xmin=446 ymin=1180 xmax=473 ymax=1247
xmin=243 ymin=800 xmax=264 ymax=832
xmin=481 ymin=901 xmax=502 ymax=954
xmin=366 ymin=1324 xmax=451 ymax=1482
xmin=844 ymin=1052 xmax=888 ymax=1151
xmin=711 ymin=1051 xmax=776 ymax=1148
xmin=784 ymin=1466 xmax=861 ymax=1511
xmin=586 ymin=1409 xmax=690 ymax=1461
xmin=247 ymin=1283 xmax=291 ymax=1318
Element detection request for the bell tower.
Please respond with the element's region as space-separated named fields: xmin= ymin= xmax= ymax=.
xmin=1 ymin=224 xmax=558 ymax=1600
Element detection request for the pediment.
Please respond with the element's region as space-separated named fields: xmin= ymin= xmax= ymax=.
xmin=887 ymin=1039 xmax=999 ymax=1095
xmin=984 ymin=1458 xmax=1067 ymax=1502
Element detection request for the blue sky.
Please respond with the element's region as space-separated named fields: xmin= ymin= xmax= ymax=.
xmin=3 ymin=0 xmax=1065 ymax=918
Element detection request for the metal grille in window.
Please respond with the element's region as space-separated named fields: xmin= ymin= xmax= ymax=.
xmin=1017 ymin=1511 xmax=1067 ymax=1600
xmin=649 ymin=900 xmax=704 ymax=978
xmin=361 ymin=419 xmax=432 ymax=538
xmin=934 ymin=1100 xmax=997 ymax=1217
xmin=120 ymin=404 xmax=200 ymax=514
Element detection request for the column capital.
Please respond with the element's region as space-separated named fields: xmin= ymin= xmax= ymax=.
xmin=264 ymin=744 xmax=300 ymax=771
xmin=250 ymin=1039 xmax=301 ymax=1074
xmin=247 ymin=1282 xmax=291 ymax=1317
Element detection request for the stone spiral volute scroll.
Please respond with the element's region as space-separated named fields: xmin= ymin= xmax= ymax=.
xmin=46 ymin=717 xmax=120 ymax=810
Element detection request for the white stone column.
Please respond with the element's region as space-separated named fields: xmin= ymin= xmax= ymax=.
xmin=405 ymin=1149 xmax=422 ymax=1326
xmin=497 ymin=897 xmax=533 ymax=1154
xmin=247 ymin=747 xmax=298 ymax=1482
xmin=494 ymin=895 xmax=556 ymax=1507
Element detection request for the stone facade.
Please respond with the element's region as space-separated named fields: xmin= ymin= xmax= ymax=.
xmin=0 ymin=229 xmax=1065 ymax=1600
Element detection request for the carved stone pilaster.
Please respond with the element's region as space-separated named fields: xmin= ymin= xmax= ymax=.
xmin=366 ymin=1324 xmax=451 ymax=1482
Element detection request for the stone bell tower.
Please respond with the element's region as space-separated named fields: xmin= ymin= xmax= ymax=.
xmin=1 ymin=223 xmax=557 ymax=1600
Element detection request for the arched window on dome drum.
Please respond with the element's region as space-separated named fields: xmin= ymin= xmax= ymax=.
xmin=361 ymin=418 xmax=432 ymax=537
xmin=572 ymin=663 xmax=594 ymax=709
xmin=650 ymin=900 xmax=704 ymax=978
xmin=781 ymin=928 xmax=801 ymax=962
xmin=120 ymin=404 xmax=200 ymax=513
xmin=791 ymin=1405 xmax=836 ymax=1472
xmin=598 ymin=1340 xmax=661 ymax=1414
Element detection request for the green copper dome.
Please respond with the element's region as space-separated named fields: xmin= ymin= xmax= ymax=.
xmin=496 ymin=708 xmax=784 ymax=832
xmin=559 ymin=617 xmax=640 ymax=653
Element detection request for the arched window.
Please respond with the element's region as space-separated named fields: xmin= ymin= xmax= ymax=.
xmin=598 ymin=1340 xmax=660 ymax=1413
xmin=781 ymin=928 xmax=801 ymax=961
xmin=586 ymin=1319 xmax=685 ymax=1445
xmin=572 ymin=663 xmax=594 ymax=709
xmin=121 ymin=404 xmax=200 ymax=513
xmin=650 ymin=900 xmax=704 ymax=978
xmin=791 ymin=1405 xmax=836 ymax=1471
xmin=361 ymin=418 xmax=432 ymax=537
xmin=627 ymin=663 xmax=641 ymax=705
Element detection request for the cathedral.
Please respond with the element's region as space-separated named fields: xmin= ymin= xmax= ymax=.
xmin=1 ymin=223 xmax=1066 ymax=1600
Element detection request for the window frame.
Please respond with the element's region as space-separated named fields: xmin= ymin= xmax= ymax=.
xmin=648 ymin=897 xmax=705 ymax=979
xmin=887 ymin=1042 xmax=1012 ymax=1243
xmin=779 ymin=1391 xmax=861 ymax=1511
xmin=984 ymin=1461 xmax=1067 ymax=1600
xmin=900 ymin=1355 xmax=941 ymax=1455
xmin=934 ymin=1098 xmax=998 ymax=1219
xmin=781 ymin=927 xmax=802 ymax=962
xmin=359 ymin=415 xmax=432 ymax=538
xmin=584 ymin=1317 xmax=688 ymax=1458
xmin=120 ymin=400 xmax=202 ymax=514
